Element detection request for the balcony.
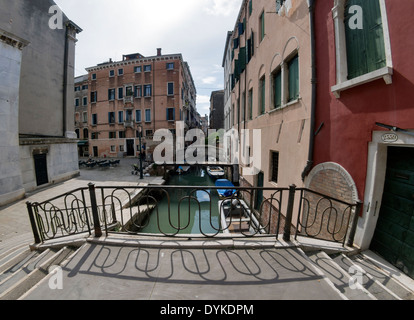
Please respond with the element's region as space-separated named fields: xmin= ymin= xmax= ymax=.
xmin=124 ymin=121 xmax=134 ymax=129
xmin=123 ymin=95 xmax=134 ymax=108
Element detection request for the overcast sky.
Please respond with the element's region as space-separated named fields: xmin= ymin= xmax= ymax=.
xmin=54 ymin=0 xmax=242 ymax=117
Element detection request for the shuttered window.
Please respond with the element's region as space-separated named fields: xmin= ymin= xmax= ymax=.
xmin=259 ymin=76 xmax=266 ymax=115
xmin=259 ymin=11 xmax=265 ymax=42
xmin=288 ymin=54 xmax=299 ymax=102
xmin=345 ymin=0 xmax=386 ymax=80
xmin=273 ymin=69 xmax=282 ymax=109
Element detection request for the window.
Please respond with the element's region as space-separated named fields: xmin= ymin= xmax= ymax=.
xmin=259 ymin=76 xmax=266 ymax=115
xmin=110 ymin=146 xmax=116 ymax=153
xmin=270 ymin=152 xmax=279 ymax=184
xmin=118 ymin=111 xmax=124 ymax=123
xmin=166 ymin=63 xmax=174 ymax=70
xmin=134 ymin=85 xmax=142 ymax=98
xmin=82 ymin=84 xmax=88 ymax=90
xmin=82 ymin=112 xmax=88 ymax=123
xmin=108 ymin=112 xmax=115 ymax=124
xmin=125 ymin=86 xmax=133 ymax=97
xmin=75 ymin=98 xmax=80 ymax=107
xmin=91 ymin=91 xmax=97 ymax=103
xmin=108 ymin=89 xmax=115 ymax=101
xmin=83 ymin=128 xmax=89 ymax=140
xmin=248 ymin=89 xmax=253 ymax=120
xmin=145 ymin=130 xmax=153 ymax=137
xmin=109 ymin=70 xmax=115 ymax=77
xmin=259 ymin=11 xmax=265 ymax=42
xmin=75 ymin=86 xmax=81 ymax=92
xmin=134 ymin=66 xmax=142 ymax=73
xmin=167 ymin=82 xmax=174 ymax=96
xmin=144 ymin=85 xmax=152 ymax=97
xmin=118 ymin=87 xmax=124 ymax=100
xmin=135 ymin=110 xmax=142 ymax=122
xmin=92 ymin=114 xmax=97 ymax=126
xmin=82 ymin=97 xmax=88 ymax=106
xmin=145 ymin=109 xmax=151 ymax=122
xmin=272 ymin=69 xmax=282 ymax=109
xmin=249 ymin=0 xmax=253 ymax=15
xmin=92 ymin=73 xmax=97 ymax=80
xmin=345 ymin=0 xmax=386 ymax=80
xmin=119 ymin=131 xmax=125 ymax=139
xmin=120 ymin=145 xmax=125 ymax=152
xmin=331 ymin=0 xmax=392 ymax=97
xmin=118 ymin=68 xmax=124 ymax=76
xmin=166 ymin=108 xmax=175 ymax=121
xmin=144 ymin=65 xmax=152 ymax=72
xmin=288 ymin=54 xmax=299 ymax=102
xmin=126 ymin=110 xmax=132 ymax=122
xmin=109 ymin=132 xmax=116 ymax=139
xmin=91 ymin=132 xmax=98 ymax=140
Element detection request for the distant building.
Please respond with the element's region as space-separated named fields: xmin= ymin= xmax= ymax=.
xmin=209 ymin=90 xmax=225 ymax=130
xmin=83 ymin=49 xmax=197 ymax=159
xmin=0 ymin=0 xmax=81 ymax=206
xmin=74 ymin=75 xmax=90 ymax=157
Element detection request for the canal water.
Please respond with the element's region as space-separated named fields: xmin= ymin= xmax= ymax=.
xmin=139 ymin=167 xmax=222 ymax=235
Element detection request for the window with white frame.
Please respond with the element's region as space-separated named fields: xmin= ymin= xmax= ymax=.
xmin=331 ymin=0 xmax=392 ymax=98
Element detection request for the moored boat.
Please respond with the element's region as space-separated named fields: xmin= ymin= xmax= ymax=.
xmin=215 ymin=179 xmax=236 ymax=199
xmin=207 ymin=166 xmax=225 ymax=179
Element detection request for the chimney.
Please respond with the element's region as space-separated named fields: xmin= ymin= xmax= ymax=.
xmin=157 ymin=48 xmax=162 ymax=56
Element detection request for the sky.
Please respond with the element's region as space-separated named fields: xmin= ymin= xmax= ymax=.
xmin=54 ymin=0 xmax=242 ymax=117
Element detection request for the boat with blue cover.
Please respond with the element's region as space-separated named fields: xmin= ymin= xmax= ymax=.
xmin=215 ymin=179 xmax=236 ymax=199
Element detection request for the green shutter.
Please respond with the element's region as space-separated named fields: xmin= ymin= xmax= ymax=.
xmin=273 ymin=70 xmax=282 ymax=108
xmin=345 ymin=0 xmax=386 ymax=80
xmin=288 ymin=55 xmax=299 ymax=102
xmin=239 ymin=47 xmax=246 ymax=72
xmin=260 ymin=77 xmax=266 ymax=114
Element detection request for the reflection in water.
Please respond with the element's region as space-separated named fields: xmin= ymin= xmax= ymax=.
xmin=139 ymin=168 xmax=221 ymax=235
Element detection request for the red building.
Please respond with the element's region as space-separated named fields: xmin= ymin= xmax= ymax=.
xmin=306 ymin=0 xmax=414 ymax=278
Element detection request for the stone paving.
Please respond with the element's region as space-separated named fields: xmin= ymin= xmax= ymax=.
xmin=0 ymin=158 xmax=163 ymax=245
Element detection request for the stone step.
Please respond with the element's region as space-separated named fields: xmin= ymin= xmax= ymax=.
xmin=331 ymin=253 xmax=402 ymax=300
xmin=306 ymin=251 xmax=375 ymax=300
xmin=0 ymin=249 xmax=37 ymax=281
xmin=0 ymin=249 xmax=56 ymax=294
xmin=348 ymin=253 xmax=414 ymax=300
xmin=0 ymin=246 xmax=78 ymax=300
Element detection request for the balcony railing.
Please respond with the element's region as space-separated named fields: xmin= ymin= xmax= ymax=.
xmin=27 ymin=183 xmax=362 ymax=247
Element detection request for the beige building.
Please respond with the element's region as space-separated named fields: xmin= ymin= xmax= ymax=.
xmin=227 ymin=0 xmax=313 ymax=231
xmin=83 ymin=49 xmax=197 ymax=159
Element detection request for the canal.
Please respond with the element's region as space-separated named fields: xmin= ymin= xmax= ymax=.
xmin=139 ymin=167 xmax=222 ymax=235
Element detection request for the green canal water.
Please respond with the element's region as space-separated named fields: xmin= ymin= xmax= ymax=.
xmin=139 ymin=168 xmax=222 ymax=235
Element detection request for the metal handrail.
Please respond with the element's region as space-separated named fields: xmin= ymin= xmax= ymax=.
xmin=26 ymin=183 xmax=360 ymax=247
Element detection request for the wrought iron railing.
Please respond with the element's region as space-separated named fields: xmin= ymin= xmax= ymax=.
xmin=27 ymin=183 xmax=362 ymax=247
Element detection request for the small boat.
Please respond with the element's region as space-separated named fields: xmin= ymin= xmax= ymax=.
xmin=207 ymin=166 xmax=225 ymax=179
xmin=215 ymin=179 xmax=237 ymax=199
xmin=177 ymin=166 xmax=190 ymax=174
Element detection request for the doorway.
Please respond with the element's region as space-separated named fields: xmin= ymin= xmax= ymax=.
xmin=370 ymin=146 xmax=414 ymax=278
xmin=34 ymin=154 xmax=49 ymax=186
xmin=126 ymin=139 xmax=135 ymax=156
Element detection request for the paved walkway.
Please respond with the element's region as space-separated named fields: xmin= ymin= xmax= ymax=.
xmin=0 ymin=158 xmax=163 ymax=245
xmin=22 ymin=243 xmax=341 ymax=300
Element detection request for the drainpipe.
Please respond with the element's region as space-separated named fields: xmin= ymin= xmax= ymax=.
xmin=301 ymin=0 xmax=317 ymax=181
